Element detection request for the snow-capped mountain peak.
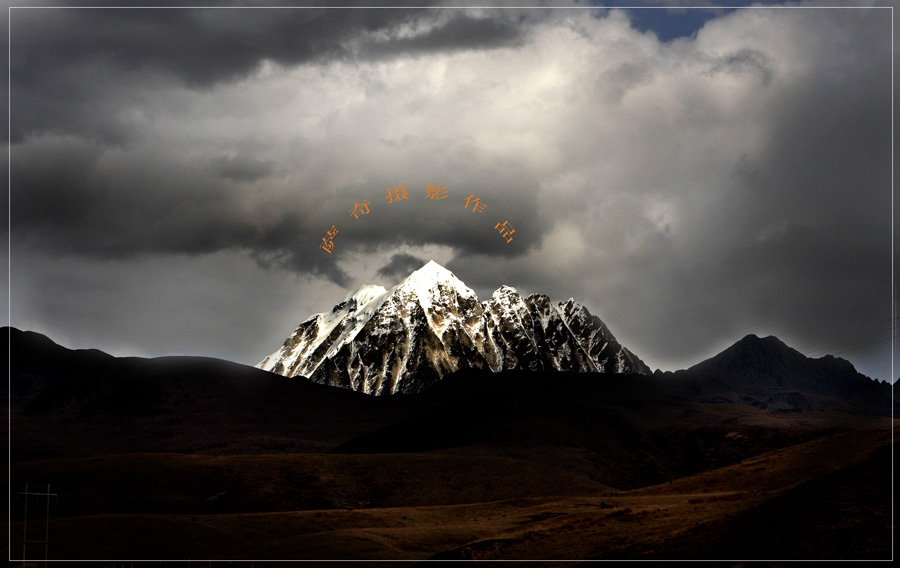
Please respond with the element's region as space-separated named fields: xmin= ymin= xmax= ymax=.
xmin=405 ymin=259 xmax=455 ymax=284
xmin=340 ymin=284 xmax=388 ymax=308
xmin=393 ymin=260 xmax=476 ymax=301
xmin=491 ymin=284 xmax=520 ymax=297
xmin=259 ymin=261 xmax=650 ymax=394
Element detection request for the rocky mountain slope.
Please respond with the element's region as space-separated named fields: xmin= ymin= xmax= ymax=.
xmin=258 ymin=261 xmax=649 ymax=394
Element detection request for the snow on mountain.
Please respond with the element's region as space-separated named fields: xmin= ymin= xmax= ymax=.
xmin=258 ymin=260 xmax=650 ymax=395
xmin=257 ymin=283 xmax=388 ymax=377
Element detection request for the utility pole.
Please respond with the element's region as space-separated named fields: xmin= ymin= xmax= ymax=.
xmin=17 ymin=483 xmax=58 ymax=566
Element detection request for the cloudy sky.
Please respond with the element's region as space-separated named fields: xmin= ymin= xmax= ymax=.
xmin=5 ymin=1 xmax=895 ymax=381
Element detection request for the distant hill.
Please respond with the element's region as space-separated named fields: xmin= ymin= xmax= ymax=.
xmin=6 ymin=327 xmax=433 ymax=461
xmin=7 ymin=327 xmax=891 ymax=483
xmin=666 ymin=334 xmax=894 ymax=414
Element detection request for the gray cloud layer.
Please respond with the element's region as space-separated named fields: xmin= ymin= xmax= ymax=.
xmin=7 ymin=4 xmax=895 ymax=381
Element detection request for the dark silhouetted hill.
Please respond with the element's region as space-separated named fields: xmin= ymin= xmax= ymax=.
xmin=6 ymin=327 xmax=433 ymax=461
xmin=7 ymin=327 xmax=891 ymax=485
xmin=669 ymin=334 xmax=894 ymax=414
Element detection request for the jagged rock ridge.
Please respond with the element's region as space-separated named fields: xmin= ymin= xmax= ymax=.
xmin=258 ymin=260 xmax=650 ymax=395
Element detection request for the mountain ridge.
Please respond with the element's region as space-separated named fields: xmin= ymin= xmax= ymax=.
xmin=258 ymin=260 xmax=650 ymax=394
xmin=6 ymin=323 xmax=893 ymax=464
xmin=667 ymin=333 xmax=893 ymax=413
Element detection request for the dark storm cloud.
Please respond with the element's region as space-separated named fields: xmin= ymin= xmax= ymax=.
xmin=9 ymin=4 xmax=536 ymax=288
xmin=713 ymin=29 xmax=890 ymax=355
xmin=8 ymin=5 xmax=527 ymax=144
xmin=9 ymin=135 xmax=351 ymax=286
xmin=9 ymin=131 xmax=544 ymax=290
xmin=593 ymin=5 xmax=893 ymax=374
xmin=8 ymin=7 xmax=397 ymax=143
xmin=12 ymin=7 xmax=404 ymax=88
xmin=363 ymin=14 xmax=525 ymax=57
xmin=10 ymin=136 xmax=106 ymax=231
xmin=708 ymin=47 xmax=773 ymax=85
xmin=213 ymin=155 xmax=276 ymax=182
xmin=377 ymin=253 xmax=427 ymax=283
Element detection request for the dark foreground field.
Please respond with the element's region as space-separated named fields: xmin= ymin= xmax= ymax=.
xmin=5 ymin=328 xmax=895 ymax=562
xmin=7 ymin=423 xmax=894 ymax=561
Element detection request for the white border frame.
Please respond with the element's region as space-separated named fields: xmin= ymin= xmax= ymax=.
xmin=5 ymin=3 xmax=895 ymax=563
